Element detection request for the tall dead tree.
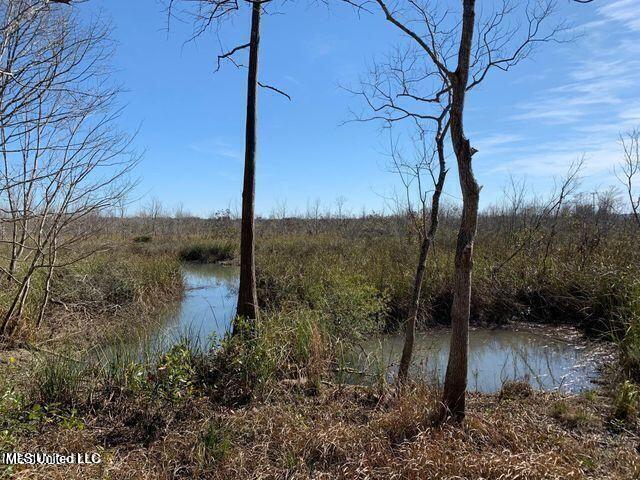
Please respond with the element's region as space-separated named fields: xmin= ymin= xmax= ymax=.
xmin=236 ymin=0 xmax=261 ymax=322
xmin=168 ymin=0 xmax=290 ymax=329
xmin=366 ymin=0 xmax=564 ymax=420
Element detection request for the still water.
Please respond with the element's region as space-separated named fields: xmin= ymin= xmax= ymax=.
xmin=155 ymin=263 xmax=607 ymax=393
xmin=355 ymin=329 xmax=608 ymax=392
xmin=158 ymin=263 xmax=239 ymax=344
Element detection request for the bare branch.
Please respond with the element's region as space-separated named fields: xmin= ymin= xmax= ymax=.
xmin=257 ymin=81 xmax=291 ymax=100
xmin=216 ymin=42 xmax=250 ymax=71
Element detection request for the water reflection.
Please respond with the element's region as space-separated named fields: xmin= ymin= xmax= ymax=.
xmin=356 ymin=328 xmax=607 ymax=392
xmin=157 ymin=263 xmax=239 ymax=345
xmin=141 ymin=264 xmax=605 ymax=393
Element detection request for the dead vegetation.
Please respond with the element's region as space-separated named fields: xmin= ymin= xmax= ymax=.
xmin=5 ymin=382 xmax=639 ymax=480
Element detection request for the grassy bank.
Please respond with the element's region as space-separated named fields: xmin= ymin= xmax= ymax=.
xmin=253 ymin=232 xmax=639 ymax=338
xmin=1 ymin=325 xmax=637 ymax=479
xmin=0 ymin=242 xmax=183 ymax=348
xmin=129 ymin=228 xmax=640 ymax=381
xmin=138 ymin=218 xmax=638 ymax=338
xmin=178 ymin=241 xmax=236 ymax=264
xmin=1 ymin=222 xmax=638 ymax=478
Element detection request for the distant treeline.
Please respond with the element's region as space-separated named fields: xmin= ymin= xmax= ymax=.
xmin=98 ymin=192 xmax=638 ymax=244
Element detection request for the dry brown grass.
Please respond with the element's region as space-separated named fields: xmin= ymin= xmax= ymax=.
xmin=8 ymin=384 xmax=639 ymax=480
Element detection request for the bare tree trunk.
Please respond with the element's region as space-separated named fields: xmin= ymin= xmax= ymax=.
xmin=440 ymin=0 xmax=479 ymax=423
xmin=1 ymin=262 xmax=37 ymax=335
xmin=235 ymin=0 xmax=261 ymax=327
xmin=398 ymin=132 xmax=447 ymax=383
xmin=398 ymin=236 xmax=430 ymax=381
xmin=16 ymin=276 xmax=30 ymax=319
xmin=628 ymin=187 xmax=640 ymax=229
xmin=37 ymin=242 xmax=57 ymax=328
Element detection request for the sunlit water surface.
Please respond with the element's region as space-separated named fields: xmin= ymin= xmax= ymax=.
xmin=354 ymin=328 xmax=609 ymax=392
xmin=147 ymin=263 xmax=609 ymax=393
xmin=158 ymin=263 xmax=239 ymax=344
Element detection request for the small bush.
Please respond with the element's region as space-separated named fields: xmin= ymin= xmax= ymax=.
xmin=153 ymin=342 xmax=201 ymax=401
xmin=179 ymin=241 xmax=235 ymax=263
xmin=28 ymin=351 xmax=85 ymax=408
xmin=499 ymin=380 xmax=533 ymax=400
xmin=613 ymin=380 xmax=638 ymax=420
xmin=306 ymin=270 xmax=388 ymax=339
xmin=133 ymin=235 xmax=152 ymax=243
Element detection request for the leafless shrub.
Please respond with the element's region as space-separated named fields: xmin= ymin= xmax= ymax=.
xmin=0 ymin=1 xmax=138 ymax=337
xmin=617 ymin=128 xmax=640 ymax=229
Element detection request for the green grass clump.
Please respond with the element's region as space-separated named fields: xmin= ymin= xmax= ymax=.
xmin=28 ymin=351 xmax=85 ymax=408
xmin=198 ymin=421 xmax=233 ymax=465
xmin=613 ymin=380 xmax=638 ymax=420
xmin=179 ymin=241 xmax=235 ymax=263
xmin=550 ymin=400 xmax=594 ymax=429
xmin=133 ymin=235 xmax=152 ymax=243
xmin=195 ymin=309 xmax=336 ymax=405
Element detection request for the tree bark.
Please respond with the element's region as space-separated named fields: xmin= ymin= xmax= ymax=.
xmin=37 ymin=242 xmax=57 ymax=328
xmin=235 ymin=0 xmax=261 ymax=327
xmin=398 ymin=133 xmax=447 ymax=383
xmin=440 ymin=0 xmax=480 ymax=422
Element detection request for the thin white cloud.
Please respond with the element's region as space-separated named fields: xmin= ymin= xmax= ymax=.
xmin=489 ymin=140 xmax=621 ymax=178
xmin=283 ymin=75 xmax=302 ymax=87
xmin=473 ymin=134 xmax=525 ymax=155
xmin=188 ymin=137 xmax=242 ymax=161
xmin=618 ymin=101 xmax=640 ymax=124
xmin=598 ymin=0 xmax=640 ymax=32
xmin=511 ymin=20 xmax=639 ymax=125
xmin=305 ymin=36 xmax=337 ymax=59
xmin=511 ymin=103 xmax=587 ymax=124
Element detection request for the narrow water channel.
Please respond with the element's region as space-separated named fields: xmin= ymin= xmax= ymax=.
xmin=158 ymin=263 xmax=239 ymax=344
xmin=153 ymin=263 xmax=608 ymax=393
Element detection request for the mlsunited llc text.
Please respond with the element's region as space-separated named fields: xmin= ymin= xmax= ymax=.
xmin=1 ymin=452 xmax=101 ymax=465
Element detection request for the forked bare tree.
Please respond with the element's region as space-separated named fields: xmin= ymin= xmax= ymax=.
xmin=0 ymin=1 xmax=138 ymax=337
xmin=363 ymin=0 xmax=565 ymax=420
xmin=617 ymin=129 xmax=640 ymax=229
xmin=388 ymin=119 xmax=449 ymax=382
xmin=346 ymin=44 xmax=452 ymax=382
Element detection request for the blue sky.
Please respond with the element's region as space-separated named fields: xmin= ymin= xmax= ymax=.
xmin=79 ymin=0 xmax=640 ymax=217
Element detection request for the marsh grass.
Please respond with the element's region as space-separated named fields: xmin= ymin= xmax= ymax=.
xmin=255 ymin=233 xmax=639 ymax=337
xmin=179 ymin=240 xmax=235 ymax=263
xmin=2 ymin=220 xmax=639 ymax=478
xmin=0 ymin=243 xmax=182 ymax=351
xmin=28 ymin=350 xmax=86 ymax=408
